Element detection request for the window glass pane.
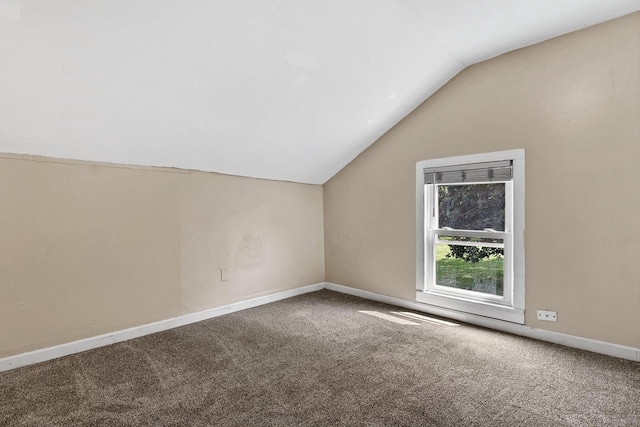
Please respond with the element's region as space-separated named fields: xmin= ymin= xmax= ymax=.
xmin=438 ymin=183 xmax=505 ymax=231
xmin=435 ymin=243 xmax=504 ymax=296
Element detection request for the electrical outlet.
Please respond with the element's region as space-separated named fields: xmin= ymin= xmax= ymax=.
xmin=537 ymin=310 xmax=557 ymax=322
xmin=221 ymin=268 xmax=231 ymax=282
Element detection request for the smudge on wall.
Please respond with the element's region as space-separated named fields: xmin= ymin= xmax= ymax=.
xmin=234 ymin=235 xmax=268 ymax=269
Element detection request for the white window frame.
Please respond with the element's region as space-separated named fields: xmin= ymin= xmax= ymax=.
xmin=416 ymin=150 xmax=525 ymax=324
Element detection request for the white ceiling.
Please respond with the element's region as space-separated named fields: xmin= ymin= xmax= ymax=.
xmin=1 ymin=1 xmax=638 ymax=184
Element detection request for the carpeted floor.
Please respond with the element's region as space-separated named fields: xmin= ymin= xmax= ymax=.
xmin=1 ymin=290 xmax=639 ymax=426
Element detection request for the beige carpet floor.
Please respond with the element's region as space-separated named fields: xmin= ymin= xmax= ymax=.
xmin=1 ymin=290 xmax=639 ymax=426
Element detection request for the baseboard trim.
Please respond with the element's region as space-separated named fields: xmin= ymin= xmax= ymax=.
xmin=0 ymin=283 xmax=324 ymax=372
xmin=3 ymin=281 xmax=637 ymax=372
xmin=324 ymin=282 xmax=640 ymax=362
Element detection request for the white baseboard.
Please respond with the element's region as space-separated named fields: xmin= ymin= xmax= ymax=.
xmin=324 ymin=282 xmax=640 ymax=362
xmin=0 ymin=283 xmax=324 ymax=373
xmin=3 ymin=281 xmax=638 ymax=372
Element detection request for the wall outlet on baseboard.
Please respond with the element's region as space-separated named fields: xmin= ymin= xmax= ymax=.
xmin=537 ymin=310 xmax=557 ymax=322
xmin=221 ymin=268 xmax=231 ymax=282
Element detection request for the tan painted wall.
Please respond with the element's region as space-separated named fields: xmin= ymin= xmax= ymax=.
xmin=324 ymin=13 xmax=640 ymax=348
xmin=0 ymin=155 xmax=324 ymax=358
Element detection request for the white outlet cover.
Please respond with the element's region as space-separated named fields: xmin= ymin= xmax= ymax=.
xmin=537 ymin=310 xmax=557 ymax=322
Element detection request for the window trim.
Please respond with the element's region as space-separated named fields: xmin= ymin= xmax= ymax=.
xmin=416 ymin=150 xmax=525 ymax=324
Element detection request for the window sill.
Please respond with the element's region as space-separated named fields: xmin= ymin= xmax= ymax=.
xmin=416 ymin=291 xmax=524 ymax=324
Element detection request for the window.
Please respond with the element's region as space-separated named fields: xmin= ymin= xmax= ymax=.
xmin=416 ymin=150 xmax=525 ymax=324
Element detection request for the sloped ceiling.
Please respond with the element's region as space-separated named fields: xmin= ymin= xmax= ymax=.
xmin=1 ymin=1 xmax=638 ymax=184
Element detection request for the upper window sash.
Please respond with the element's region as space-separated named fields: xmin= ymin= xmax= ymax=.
xmin=426 ymin=181 xmax=512 ymax=233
